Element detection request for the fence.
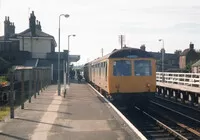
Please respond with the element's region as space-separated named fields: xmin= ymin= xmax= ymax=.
xmin=0 ymin=73 xmax=10 ymax=118
xmin=156 ymin=72 xmax=200 ymax=87
xmin=0 ymin=66 xmax=51 ymax=119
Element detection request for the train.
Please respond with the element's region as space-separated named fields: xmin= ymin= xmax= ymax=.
xmin=83 ymin=46 xmax=156 ymax=106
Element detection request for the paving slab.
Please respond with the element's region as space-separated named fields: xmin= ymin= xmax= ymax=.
xmin=0 ymin=82 xmax=141 ymax=140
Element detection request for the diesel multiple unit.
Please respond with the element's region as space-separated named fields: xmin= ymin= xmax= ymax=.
xmin=84 ymin=47 xmax=156 ymax=104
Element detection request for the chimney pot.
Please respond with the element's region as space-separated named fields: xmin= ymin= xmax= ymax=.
xmin=29 ymin=11 xmax=36 ymax=36
xmin=140 ymin=44 xmax=146 ymax=51
xmin=189 ymin=42 xmax=194 ymax=50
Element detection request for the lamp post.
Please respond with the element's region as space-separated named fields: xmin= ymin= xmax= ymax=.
xmin=66 ymin=34 xmax=76 ymax=87
xmin=58 ymin=14 xmax=69 ymax=96
xmin=158 ymin=39 xmax=165 ymax=82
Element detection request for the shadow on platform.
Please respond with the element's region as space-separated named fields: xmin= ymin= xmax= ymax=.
xmin=15 ymin=118 xmax=73 ymax=129
xmin=30 ymin=102 xmax=71 ymax=106
xmin=0 ymin=132 xmax=27 ymax=140
xmin=24 ymin=108 xmax=72 ymax=115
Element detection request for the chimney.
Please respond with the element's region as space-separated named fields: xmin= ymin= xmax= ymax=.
xmin=140 ymin=44 xmax=146 ymax=51
xmin=4 ymin=16 xmax=10 ymax=40
xmin=12 ymin=23 xmax=15 ymax=34
xmin=29 ymin=11 xmax=36 ymax=36
xmin=9 ymin=22 xmax=15 ymax=35
xmin=36 ymin=20 xmax=42 ymax=31
xmin=189 ymin=42 xmax=194 ymax=50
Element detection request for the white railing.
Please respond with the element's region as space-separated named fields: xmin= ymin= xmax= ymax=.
xmin=156 ymin=72 xmax=200 ymax=87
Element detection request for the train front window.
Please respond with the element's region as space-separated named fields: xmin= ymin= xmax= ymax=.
xmin=113 ymin=60 xmax=131 ymax=76
xmin=134 ymin=60 xmax=152 ymax=76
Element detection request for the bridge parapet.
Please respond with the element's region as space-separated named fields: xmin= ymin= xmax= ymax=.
xmin=156 ymin=72 xmax=200 ymax=88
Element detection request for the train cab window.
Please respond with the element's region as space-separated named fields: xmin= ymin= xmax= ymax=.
xmin=113 ymin=60 xmax=131 ymax=76
xmin=134 ymin=60 xmax=152 ymax=76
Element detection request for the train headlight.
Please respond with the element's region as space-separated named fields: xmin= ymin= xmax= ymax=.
xmin=146 ymin=83 xmax=151 ymax=92
xmin=147 ymin=83 xmax=150 ymax=87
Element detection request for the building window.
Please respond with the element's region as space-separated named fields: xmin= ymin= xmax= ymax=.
xmin=134 ymin=60 xmax=152 ymax=76
xmin=113 ymin=60 xmax=131 ymax=76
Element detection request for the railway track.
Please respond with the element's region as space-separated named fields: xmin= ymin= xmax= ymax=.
xmin=149 ymin=101 xmax=200 ymax=137
xmin=90 ymin=83 xmax=200 ymax=139
xmin=154 ymin=94 xmax=200 ymax=112
xmin=117 ymin=102 xmax=200 ymax=140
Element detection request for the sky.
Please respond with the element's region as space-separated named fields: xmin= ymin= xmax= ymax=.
xmin=1 ymin=0 xmax=200 ymax=65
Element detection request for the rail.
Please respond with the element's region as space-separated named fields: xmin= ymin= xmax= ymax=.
xmin=156 ymin=72 xmax=200 ymax=87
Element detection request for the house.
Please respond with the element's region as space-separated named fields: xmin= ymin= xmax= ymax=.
xmin=0 ymin=11 xmax=80 ymax=83
xmin=191 ymin=60 xmax=200 ymax=73
xmin=16 ymin=11 xmax=57 ymax=58
xmin=0 ymin=11 xmax=57 ymax=59
xmin=140 ymin=45 xmax=179 ymax=72
xmin=0 ymin=17 xmax=31 ymax=65
xmin=179 ymin=43 xmax=199 ymax=70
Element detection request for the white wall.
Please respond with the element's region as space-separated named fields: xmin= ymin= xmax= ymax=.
xmin=19 ymin=37 xmax=52 ymax=58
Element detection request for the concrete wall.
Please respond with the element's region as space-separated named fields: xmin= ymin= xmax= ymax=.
xmin=19 ymin=37 xmax=52 ymax=58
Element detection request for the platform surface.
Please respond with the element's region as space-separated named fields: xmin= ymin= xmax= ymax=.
xmin=0 ymin=81 xmax=139 ymax=140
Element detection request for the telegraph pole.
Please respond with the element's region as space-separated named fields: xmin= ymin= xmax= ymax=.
xmin=119 ymin=35 xmax=125 ymax=49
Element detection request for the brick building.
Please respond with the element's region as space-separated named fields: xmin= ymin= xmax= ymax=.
xmin=140 ymin=45 xmax=179 ymax=72
xmin=179 ymin=43 xmax=199 ymax=70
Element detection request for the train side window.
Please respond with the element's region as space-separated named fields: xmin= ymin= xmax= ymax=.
xmin=94 ymin=64 xmax=96 ymax=76
xmin=96 ymin=64 xmax=97 ymax=72
xmin=99 ymin=63 xmax=101 ymax=77
xmin=92 ymin=65 xmax=94 ymax=76
xmin=134 ymin=60 xmax=152 ymax=76
xmin=100 ymin=63 xmax=103 ymax=77
xmin=113 ymin=60 xmax=131 ymax=76
xmin=103 ymin=62 xmax=105 ymax=77
xmin=105 ymin=62 xmax=107 ymax=80
xmin=98 ymin=63 xmax=100 ymax=76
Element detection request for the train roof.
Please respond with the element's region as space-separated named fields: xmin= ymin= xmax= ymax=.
xmin=87 ymin=47 xmax=154 ymax=65
xmin=109 ymin=47 xmax=153 ymax=58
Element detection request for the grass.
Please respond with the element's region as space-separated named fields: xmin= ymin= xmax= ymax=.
xmin=0 ymin=76 xmax=7 ymax=82
xmin=0 ymin=76 xmax=8 ymax=86
xmin=0 ymin=106 xmax=10 ymax=121
xmin=0 ymin=76 xmax=10 ymax=120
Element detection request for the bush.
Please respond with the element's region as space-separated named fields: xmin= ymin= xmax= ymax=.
xmin=0 ymin=76 xmax=8 ymax=87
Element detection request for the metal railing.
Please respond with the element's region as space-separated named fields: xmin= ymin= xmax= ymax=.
xmin=156 ymin=72 xmax=200 ymax=87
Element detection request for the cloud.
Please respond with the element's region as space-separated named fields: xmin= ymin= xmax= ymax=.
xmin=168 ymin=23 xmax=200 ymax=33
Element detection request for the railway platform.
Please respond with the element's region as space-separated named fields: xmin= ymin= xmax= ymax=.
xmin=0 ymin=81 xmax=142 ymax=140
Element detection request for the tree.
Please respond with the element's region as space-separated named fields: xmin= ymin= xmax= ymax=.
xmin=185 ymin=61 xmax=195 ymax=72
xmin=174 ymin=50 xmax=182 ymax=55
xmin=185 ymin=63 xmax=191 ymax=72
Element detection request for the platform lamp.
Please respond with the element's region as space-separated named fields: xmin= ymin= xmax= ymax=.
xmin=58 ymin=14 xmax=70 ymax=96
xmin=66 ymin=34 xmax=76 ymax=90
xmin=158 ymin=39 xmax=165 ymax=82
